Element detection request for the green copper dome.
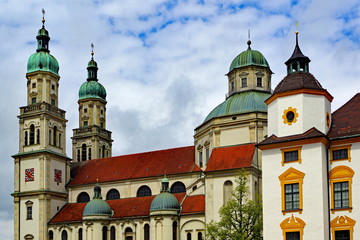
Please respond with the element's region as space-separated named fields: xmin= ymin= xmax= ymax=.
xmin=79 ymin=81 xmax=107 ymax=101
xmin=83 ymin=185 xmax=112 ymax=217
xmin=27 ymin=19 xmax=59 ymax=76
xmin=204 ymin=91 xmax=271 ymax=123
xmin=27 ymin=52 xmax=59 ymax=76
xmin=229 ymin=41 xmax=270 ymax=73
xmin=150 ymin=177 xmax=180 ymax=212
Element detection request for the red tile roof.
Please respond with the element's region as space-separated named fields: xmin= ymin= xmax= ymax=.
xmin=258 ymin=127 xmax=325 ymax=146
xmin=49 ymin=193 xmax=204 ymax=224
xmin=69 ymin=146 xmax=201 ymax=186
xmin=181 ymin=195 xmax=205 ymax=215
xmin=204 ymin=144 xmax=255 ymax=172
xmin=328 ymin=93 xmax=360 ymax=139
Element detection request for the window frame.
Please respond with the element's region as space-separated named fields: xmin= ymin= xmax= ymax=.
xmin=329 ymin=166 xmax=354 ymax=213
xmin=281 ymin=147 xmax=302 ymax=166
xmin=278 ymin=167 xmax=305 ymax=214
xmin=330 ymin=145 xmax=351 ymax=163
xmin=241 ymin=78 xmax=247 ymax=87
xmin=256 ymin=77 xmax=262 ymax=87
xmin=331 ymin=216 xmax=355 ymax=240
xmin=280 ymin=215 xmax=305 ymax=240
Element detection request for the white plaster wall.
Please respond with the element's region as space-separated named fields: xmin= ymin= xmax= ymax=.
xmin=20 ymin=197 xmax=39 ymax=240
xmin=268 ymin=94 xmax=330 ymax=137
xmin=180 ymin=216 xmax=205 ymax=240
xmin=20 ymin=158 xmax=40 ymax=192
xmin=49 ymin=158 xmax=67 ymax=192
xmin=262 ymin=142 xmax=330 ymax=240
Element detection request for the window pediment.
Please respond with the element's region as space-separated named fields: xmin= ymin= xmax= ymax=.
xmin=278 ymin=167 xmax=305 ymax=181
xmin=330 ymin=166 xmax=354 ymax=179
xmin=280 ymin=215 xmax=306 ymax=229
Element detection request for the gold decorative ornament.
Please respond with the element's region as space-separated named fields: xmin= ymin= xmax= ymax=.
xmin=282 ymin=107 xmax=299 ymax=125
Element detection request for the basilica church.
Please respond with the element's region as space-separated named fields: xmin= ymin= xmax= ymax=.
xmin=12 ymin=14 xmax=360 ymax=240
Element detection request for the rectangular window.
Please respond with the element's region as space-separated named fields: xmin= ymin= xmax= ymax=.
xmin=284 ymin=151 xmax=299 ymax=162
xmin=231 ymin=81 xmax=235 ymax=91
xmin=333 ymin=149 xmax=348 ymax=160
xmin=286 ymin=232 xmax=300 ymax=240
xmin=334 ymin=181 xmax=349 ymax=209
xmin=31 ymin=97 xmax=36 ymax=104
xmin=285 ymin=183 xmax=299 ymax=210
xmin=51 ymin=84 xmax=55 ymax=90
xmin=26 ymin=206 xmax=32 ymax=220
xmin=32 ymin=82 xmax=36 ymax=88
xmin=257 ymin=77 xmax=262 ymax=87
xmin=84 ymin=108 xmax=88 ymax=113
xmin=83 ymin=121 xmax=88 ymax=127
xmin=51 ymin=98 xmax=55 ymax=106
xmin=241 ymin=78 xmax=247 ymax=87
xmin=335 ymin=230 xmax=350 ymax=240
xmin=100 ymin=122 xmax=104 ymax=128
xmin=199 ymin=151 xmax=203 ymax=167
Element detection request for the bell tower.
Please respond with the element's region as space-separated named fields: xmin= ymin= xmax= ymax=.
xmin=12 ymin=10 xmax=70 ymax=240
xmin=72 ymin=45 xmax=113 ymax=162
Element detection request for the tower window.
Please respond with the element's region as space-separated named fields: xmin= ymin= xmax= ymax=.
xmin=32 ymin=82 xmax=36 ymax=88
xmin=100 ymin=122 xmax=104 ymax=128
xmin=334 ymin=181 xmax=349 ymax=209
xmin=51 ymin=84 xmax=55 ymax=90
xmin=199 ymin=151 xmax=203 ymax=167
xmin=26 ymin=206 xmax=32 ymax=220
xmin=285 ymin=183 xmax=299 ymax=210
xmin=83 ymin=121 xmax=88 ymax=127
xmin=206 ymin=148 xmax=210 ymax=164
xmin=31 ymin=97 xmax=36 ymax=104
xmin=257 ymin=77 xmax=262 ymax=87
xmin=241 ymin=78 xmax=247 ymax=87
xmin=25 ymin=131 xmax=28 ymax=146
xmin=77 ymin=149 xmax=80 ymax=162
xmin=231 ymin=81 xmax=235 ymax=91
xmin=101 ymin=109 xmax=104 ymax=115
xmin=53 ymin=126 xmax=57 ymax=146
xmin=88 ymin=147 xmax=92 ymax=160
xmin=102 ymin=145 xmax=105 ymax=158
xmin=29 ymin=124 xmax=35 ymax=145
xmin=36 ymin=129 xmax=40 ymax=144
xmin=51 ymin=98 xmax=56 ymax=106
xmin=84 ymin=108 xmax=87 ymax=113
xmin=81 ymin=144 xmax=87 ymax=161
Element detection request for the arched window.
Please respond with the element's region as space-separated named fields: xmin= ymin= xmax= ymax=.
xmin=106 ymin=189 xmax=120 ymax=200
xmin=77 ymin=149 xmax=80 ymax=162
xmin=144 ymin=224 xmax=150 ymax=240
xmin=61 ymin=230 xmax=68 ymax=240
xmin=49 ymin=130 xmax=52 ymax=145
xmin=102 ymin=226 xmax=108 ymax=240
xmin=102 ymin=145 xmax=105 ymax=158
xmin=36 ymin=129 xmax=40 ymax=144
xmin=187 ymin=232 xmax=192 ymax=240
xmin=137 ymin=185 xmax=152 ymax=197
xmin=125 ymin=227 xmax=133 ymax=240
xmin=99 ymin=147 xmax=102 ymax=158
xmin=59 ymin=133 xmax=61 ymax=148
xmin=49 ymin=230 xmax=54 ymax=240
xmin=172 ymin=221 xmax=178 ymax=240
xmin=81 ymin=144 xmax=87 ymax=161
xmin=77 ymin=192 xmax=90 ymax=203
xmin=88 ymin=148 xmax=92 ymax=160
xmin=78 ymin=228 xmax=83 ymax=240
xmin=223 ymin=180 xmax=233 ymax=204
xmin=198 ymin=232 xmax=203 ymax=240
xmin=53 ymin=126 xmax=57 ymax=146
xmin=29 ymin=124 xmax=35 ymax=145
xmin=25 ymin=131 xmax=28 ymax=146
xmin=171 ymin=182 xmax=186 ymax=194
xmin=110 ymin=226 xmax=116 ymax=240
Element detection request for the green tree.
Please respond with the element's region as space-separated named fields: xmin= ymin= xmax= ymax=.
xmin=206 ymin=170 xmax=262 ymax=240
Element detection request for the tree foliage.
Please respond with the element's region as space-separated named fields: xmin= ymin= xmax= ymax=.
xmin=206 ymin=170 xmax=262 ymax=240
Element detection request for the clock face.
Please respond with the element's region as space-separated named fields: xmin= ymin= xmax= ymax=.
xmin=54 ymin=169 xmax=62 ymax=184
xmin=25 ymin=168 xmax=34 ymax=182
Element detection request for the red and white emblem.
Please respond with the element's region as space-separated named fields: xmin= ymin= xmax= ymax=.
xmin=54 ymin=169 xmax=62 ymax=183
xmin=25 ymin=168 xmax=34 ymax=182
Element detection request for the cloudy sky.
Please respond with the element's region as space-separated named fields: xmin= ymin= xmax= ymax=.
xmin=1 ymin=0 xmax=359 ymax=238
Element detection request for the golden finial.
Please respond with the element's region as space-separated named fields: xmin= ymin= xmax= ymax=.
xmin=41 ymin=9 xmax=45 ymax=26
xmin=91 ymin=43 xmax=94 ymax=60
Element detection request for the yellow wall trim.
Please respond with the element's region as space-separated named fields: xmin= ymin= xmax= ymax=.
xmin=280 ymin=215 xmax=305 ymax=240
xmin=331 ymin=216 xmax=356 ymax=240
xmin=329 ymin=166 xmax=354 ymax=213
xmin=265 ymin=88 xmax=333 ymax=105
xmin=330 ymin=145 xmax=351 ymax=164
xmin=281 ymin=146 xmax=302 ymax=166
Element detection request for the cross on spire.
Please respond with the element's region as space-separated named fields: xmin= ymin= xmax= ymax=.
xmin=42 ymin=8 xmax=45 ymax=27
xmin=91 ymin=43 xmax=94 ymax=59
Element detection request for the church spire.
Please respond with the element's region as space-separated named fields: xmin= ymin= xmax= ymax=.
xmin=36 ymin=9 xmax=50 ymax=53
xmin=285 ymin=31 xmax=311 ymax=74
xmin=87 ymin=43 xmax=98 ymax=81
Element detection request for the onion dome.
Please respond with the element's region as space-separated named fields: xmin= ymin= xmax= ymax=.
xmin=229 ymin=40 xmax=270 ymax=73
xmin=27 ymin=11 xmax=59 ymax=76
xmin=204 ymin=91 xmax=270 ymax=122
xmin=83 ymin=184 xmax=112 ymax=217
xmin=78 ymin=45 xmax=107 ymax=101
xmin=150 ymin=177 xmax=180 ymax=212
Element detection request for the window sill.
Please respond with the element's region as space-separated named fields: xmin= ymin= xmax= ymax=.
xmin=282 ymin=209 xmax=302 ymax=215
xmin=282 ymin=159 xmax=301 ymax=166
xmin=331 ymin=207 xmax=352 ymax=213
xmin=330 ymin=158 xmax=351 ymax=164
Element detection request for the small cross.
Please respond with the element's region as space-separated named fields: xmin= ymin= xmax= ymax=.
xmin=91 ymin=43 xmax=94 ymax=59
xmin=42 ymin=9 xmax=46 ymax=26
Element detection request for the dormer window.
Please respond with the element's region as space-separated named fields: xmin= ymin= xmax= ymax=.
xmin=241 ymin=78 xmax=247 ymax=87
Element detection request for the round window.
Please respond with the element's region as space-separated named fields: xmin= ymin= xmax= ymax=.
xmin=286 ymin=111 xmax=295 ymax=122
xmin=282 ymin=107 xmax=298 ymax=125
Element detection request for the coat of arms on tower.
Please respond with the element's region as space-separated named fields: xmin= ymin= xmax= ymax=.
xmin=25 ymin=168 xmax=34 ymax=182
xmin=54 ymin=169 xmax=62 ymax=183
